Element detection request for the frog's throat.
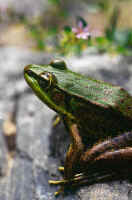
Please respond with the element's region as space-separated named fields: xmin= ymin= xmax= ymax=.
xmin=24 ymin=73 xmax=75 ymax=120
xmin=37 ymin=86 xmax=74 ymax=119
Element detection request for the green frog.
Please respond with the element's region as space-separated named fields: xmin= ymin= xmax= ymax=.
xmin=24 ymin=59 xmax=132 ymax=195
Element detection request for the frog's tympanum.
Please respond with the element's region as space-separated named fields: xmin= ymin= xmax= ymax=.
xmin=24 ymin=59 xmax=132 ymax=195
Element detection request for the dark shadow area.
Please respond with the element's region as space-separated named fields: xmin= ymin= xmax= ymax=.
xmin=49 ymin=118 xmax=70 ymax=165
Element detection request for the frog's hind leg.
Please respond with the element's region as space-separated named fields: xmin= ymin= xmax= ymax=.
xmin=93 ymin=147 xmax=132 ymax=173
xmin=70 ymin=147 xmax=132 ymax=187
xmin=81 ymin=131 xmax=132 ymax=164
xmin=78 ymin=132 xmax=132 ymax=182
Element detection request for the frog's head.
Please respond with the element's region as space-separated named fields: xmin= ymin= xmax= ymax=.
xmin=24 ymin=59 xmax=73 ymax=118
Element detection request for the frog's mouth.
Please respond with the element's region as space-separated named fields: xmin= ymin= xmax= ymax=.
xmin=24 ymin=66 xmax=41 ymax=82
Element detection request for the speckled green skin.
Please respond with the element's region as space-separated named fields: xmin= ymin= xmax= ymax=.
xmin=24 ymin=60 xmax=132 ymax=141
xmin=24 ymin=60 xmax=132 ymax=190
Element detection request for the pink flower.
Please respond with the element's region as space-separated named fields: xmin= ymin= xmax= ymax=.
xmin=72 ymin=19 xmax=101 ymax=40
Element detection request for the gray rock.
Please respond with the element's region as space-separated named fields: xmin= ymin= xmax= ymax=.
xmin=1 ymin=46 xmax=132 ymax=199
xmin=0 ymin=0 xmax=89 ymax=20
xmin=0 ymin=0 xmax=49 ymax=18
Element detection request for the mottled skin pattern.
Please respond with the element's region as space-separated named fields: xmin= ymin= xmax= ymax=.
xmin=24 ymin=59 xmax=132 ymax=195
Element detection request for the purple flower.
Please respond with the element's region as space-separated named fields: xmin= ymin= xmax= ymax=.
xmin=72 ymin=20 xmax=101 ymax=40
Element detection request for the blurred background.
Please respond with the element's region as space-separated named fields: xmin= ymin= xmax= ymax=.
xmin=1 ymin=0 xmax=132 ymax=55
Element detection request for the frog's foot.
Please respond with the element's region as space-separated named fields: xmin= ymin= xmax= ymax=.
xmin=49 ymin=174 xmax=83 ymax=196
xmin=49 ymin=178 xmax=68 ymax=196
xmin=49 ymin=171 xmax=114 ymax=196
xmin=49 ymin=173 xmax=86 ymax=188
xmin=54 ymin=186 xmax=64 ymax=196
xmin=49 ymin=179 xmax=65 ymax=196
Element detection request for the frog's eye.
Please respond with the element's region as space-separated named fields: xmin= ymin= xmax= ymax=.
xmin=50 ymin=59 xmax=67 ymax=70
xmin=39 ymin=72 xmax=57 ymax=88
xmin=40 ymin=72 xmax=51 ymax=81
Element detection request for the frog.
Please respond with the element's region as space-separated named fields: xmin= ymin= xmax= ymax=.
xmin=24 ymin=59 xmax=132 ymax=195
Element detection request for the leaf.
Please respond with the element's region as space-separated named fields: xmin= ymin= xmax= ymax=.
xmin=64 ymin=26 xmax=71 ymax=33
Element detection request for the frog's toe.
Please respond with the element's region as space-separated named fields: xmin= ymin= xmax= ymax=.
xmin=48 ymin=178 xmax=68 ymax=185
xmin=54 ymin=186 xmax=64 ymax=196
xmin=58 ymin=166 xmax=64 ymax=172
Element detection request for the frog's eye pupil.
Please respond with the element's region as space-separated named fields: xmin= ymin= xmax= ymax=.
xmin=40 ymin=72 xmax=51 ymax=81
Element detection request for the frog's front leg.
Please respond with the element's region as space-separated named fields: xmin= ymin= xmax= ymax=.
xmin=64 ymin=123 xmax=84 ymax=179
xmin=49 ymin=122 xmax=84 ymax=196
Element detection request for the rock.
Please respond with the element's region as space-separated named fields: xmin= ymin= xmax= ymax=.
xmin=0 ymin=0 xmax=89 ymax=20
xmin=1 ymin=46 xmax=132 ymax=199
xmin=0 ymin=0 xmax=49 ymax=18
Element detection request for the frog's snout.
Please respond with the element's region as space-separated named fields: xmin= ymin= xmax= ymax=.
xmin=24 ymin=65 xmax=37 ymax=78
xmin=24 ymin=65 xmax=32 ymax=73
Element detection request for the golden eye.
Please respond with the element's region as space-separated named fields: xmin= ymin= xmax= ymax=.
xmin=39 ymin=72 xmax=57 ymax=87
xmin=40 ymin=72 xmax=51 ymax=81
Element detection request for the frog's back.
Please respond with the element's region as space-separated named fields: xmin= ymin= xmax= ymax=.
xmin=52 ymin=68 xmax=132 ymax=120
